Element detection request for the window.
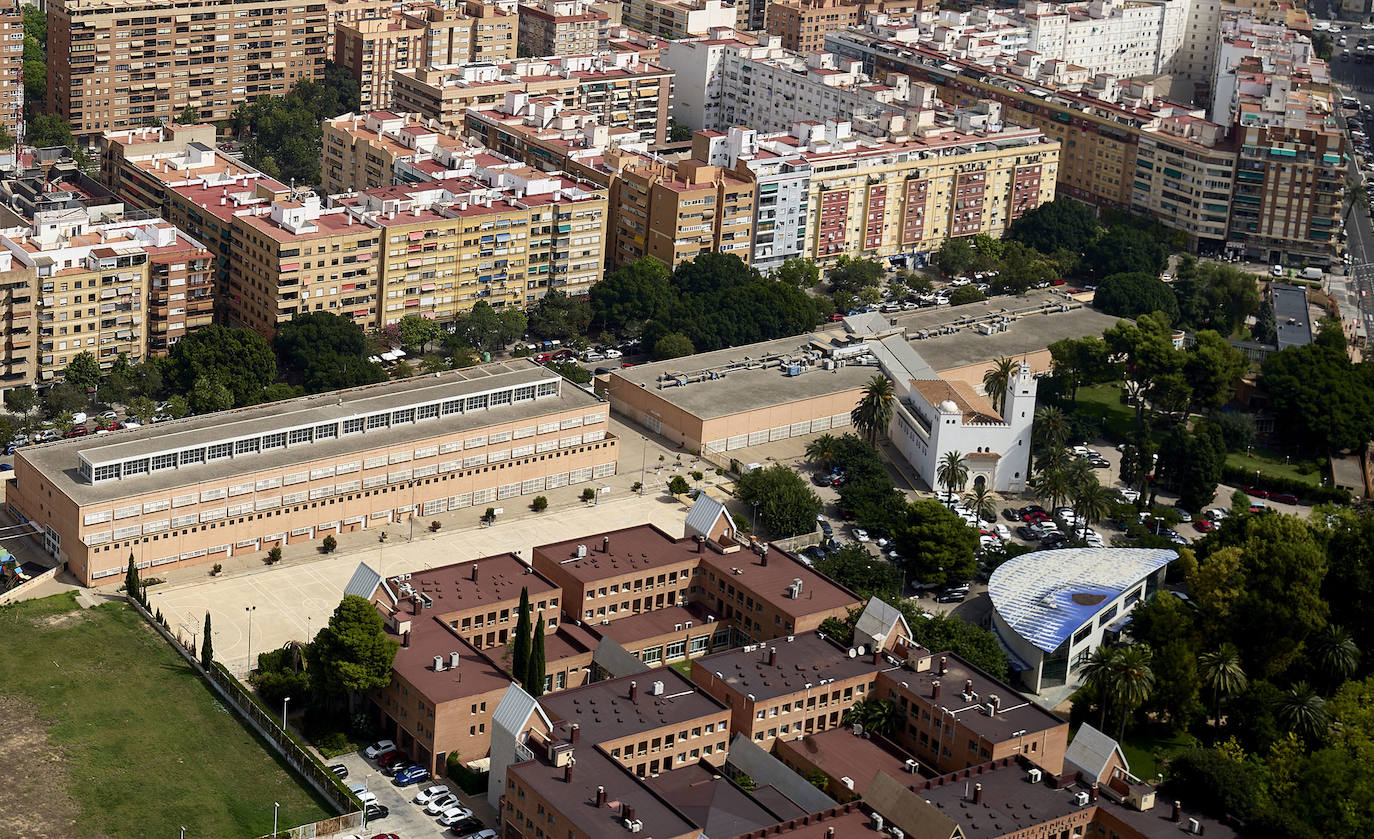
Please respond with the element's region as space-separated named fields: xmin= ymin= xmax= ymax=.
xmin=263 ymin=432 xmax=287 ymax=450
xmin=289 ymin=428 xmax=313 ymax=445
xmin=208 ymin=442 xmax=233 ymax=461
xmin=343 ymin=418 xmax=365 ymax=435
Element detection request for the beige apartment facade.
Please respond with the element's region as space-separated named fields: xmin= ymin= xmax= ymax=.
xmin=8 ymin=361 xmax=619 ymax=586
xmin=47 ymin=0 xmax=329 ymax=137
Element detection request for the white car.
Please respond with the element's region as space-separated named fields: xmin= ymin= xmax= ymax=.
xmin=458 ymin=831 xmax=498 ymax=839
xmin=1206 ymin=507 xmax=1229 ymax=521
xmin=357 ymin=791 xmax=378 ymax=807
xmin=1119 ymin=488 xmax=1141 ymax=504
xmin=1174 ymin=508 xmax=1193 ymax=523
xmin=582 ymin=350 xmax=604 ymax=362
xmin=425 ymin=793 xmax=462 ymax=815
xmin=414 ymin=784 xmax=451 ymax=805
xmin=364 ymin=739 xmax=396 ymax=759
xmin=1083 ymin=529 xmax=1105 ymax=548
xmin=979 ymin=534 xmax=998 ymax=549
xmin=439 ymin=806 xmax=477 ymax=826
xmin=852 ymin=527 xmax=870 ymax=542
xmin=603 ymin=348 xmax=623 ymax=359
xmin=993 ymin=523 xmax=1011 ymax=540
xmin=99 ymin=410 xmax=118 ymax=420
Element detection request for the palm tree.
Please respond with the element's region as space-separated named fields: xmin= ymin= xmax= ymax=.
xmin=1198 ymin=644 xmax=1247 ymax=726
xmin=1082 ymin=646 xmax=1122 ymax=730
xmin=962 ymin=484 xmax=1000 ymax=523
xmin=936 ymin=450 xmax=969 ymax=502
xmin=1345 ymin=177 xmax=1368 ymax=222
xmin=1311 ymin=625 xmax=1360 ymax=691
xmin=1029 ymin=466 xmax=1072 ymax=512
xmin=1109 ymin=645 xmax=1155 ymax=742
xmin=851 ymin=375 xmax=895 ymax=444
xmin=1073 ymin=479 xmax=1116 ymax=541
xmin=1277 ymin=681 xmax=1329 ymax=744
xmin=1033 ymin=405 xmax=1069 ymax=453
xmin=982 ymin=356 xmax=1017 ymax=415
xmin=804 ymin=434 xmax=839 ymax=470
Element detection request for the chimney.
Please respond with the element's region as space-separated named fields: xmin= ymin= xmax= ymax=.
xmin=1089 ymin=786 xmax=1098 ymax=802
xmin=564 ymin=763 xmax=573 ymax=783
xmin=402 ymin=631 xmax=410 ymax=647
xmin=471 ymin=565 xmax=479 ymax=582
xmin=768 ymin=648 xmax=777 ymax=666
xmin=696 ymin=535 xmax=705 ymax=553
xmin=629 ymin=681 xmax=638 ymax=701
xmin=760 ymin=549 xmax=768 ymax=567
xmin=412 ymin=594 xmax=421 ymax=616
xmin=449 ymin=651 xmax=460 ymax=669
xmin=940 ymin=656 xmax=948 ymax=674
xmin=623 ymin=804 xmax=636 ymax=821
xmin=827 ymin=829 xmax=835 ymax=839
xmin=932 ymin=680 xmax=940 ymax=700
xmin=965 ymin=679 xmax=974 ymax=694
xmin=974 ymin=783 xmax=983 ymax=805
xmin=873 ymin=647 xmax=882 ymax=665
xmin=570 ymin=723 xmax=580 ymax=744
xmin=603 ymin=535 xmax=610 ymax=553
xmin=596 ymin=786 xmax=607 ymax=808
xmin=1173 ymin=801 xmax=1182 ymax=822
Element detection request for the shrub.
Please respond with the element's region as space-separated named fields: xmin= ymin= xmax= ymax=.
xmin=668 ymin=475 xmax=691 ymax=494
xmin=1218 ymin=464 xmax=1350 ymax=504
xmin=429 ymin=520 xmax=441 ymax=532
xmin=531 ymin=495 xmax=549 ymax=512
xmin=267 ymin=546 xmax=283 ymax=565
xmin=580 ymin=487 xmax=596 ymax=502
xmin=211 ymin=563 xmax=222 ymax=575
xmin=631 ymin=482 xmax=643 ymax=494
xmin=321 ymin=534 xmax=337 ymax=553
xmin=484 ymin=506 xmax=496 ymax=522
xmin=691 ymin=470 xmax=705 ymax=481
xmin=446 ymin=753 xmax=490 ymax=795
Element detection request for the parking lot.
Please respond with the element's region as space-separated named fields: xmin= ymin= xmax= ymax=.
xmin=319 ymin=749 xmax=497 ymax=839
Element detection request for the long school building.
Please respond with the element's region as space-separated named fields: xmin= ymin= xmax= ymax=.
xmin=8 ymin=361 xmax=617 ymax=585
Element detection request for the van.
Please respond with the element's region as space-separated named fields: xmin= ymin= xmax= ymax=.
xmin=71 ymin=412 xmax=87 ymax=425
xmin=1301 ymin=266 xmax=1323 ymax=280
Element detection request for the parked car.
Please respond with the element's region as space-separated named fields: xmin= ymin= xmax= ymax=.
xmin=1243 ymin=486 xmax=1270 ymax=499
xmin=328 ymin=763 xmax=349 ymax=779
xmin=851 ymin=527 xmax=869 ymax=542
xmin=1272 ymin=492 xmax=1299 ymax=505
xmin=992 ymin=523 xmax=1011 ymax=540
xmin=603 ymin=348 xmax=623 ymax=359
xmin=382 ymin=760 xmax=414 ymax=777
xmin=1194 ymin=519 xmax=1215 ymax=533
xmin=414 ymin=784 xmax=452 ymax=805
xmin=394 ymin=766 xmax=431 ymax=786
xmin=456 ymin=830 xmax=498 ymax=839
xmin=425 ymin=794 xmax=463 ymax=815
xmin=375 ymin=751 xmax=405 ymax=769
xmin=99 ymin=410 xmax=118 ymax=420
xmin=446 ymin=818 xmax=485 ymax=836
xmin=364 ymin=740 xmax=397 ymax=759
xmin=1174 ymin=507 xmax=1193 ymax=523
xmin=1118 ymin=488 xmax=1141 ymax=504
xmin=363 ymin=804 xmax=389 ymax=821
xmin=439 ymin=807 xmax=478 ymax=826
xmin=1040 ymin=532 xmax=1070 ymax=549
xmin=812 ymin=472 xmax=832 ymax=487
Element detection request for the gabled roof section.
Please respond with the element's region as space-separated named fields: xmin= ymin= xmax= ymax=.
xmin=684 ymin=492 xmax=735 ymax=541
xmin=725 ymin=733 xmax=839 ymax=815
xmin=853 ymin=596 xmax=911 ymax=650
xmin=492 ymin=682 xmax=552 ymax=737
xmin=344 ymin=561 xmax=386 ymax=602
xmin=1065 ymin=723 xmax=1128 ymax=784
xmin=590 ymin=636 xmax=653 ymax=679
xmin=864 ymin=771 xmax=962 ymax=839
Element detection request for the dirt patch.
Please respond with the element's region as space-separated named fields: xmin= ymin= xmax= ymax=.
xmin=33 ymin=611 xmax=90 ymax=630
xmin=0 ymin=696 xmax=98 ymax=839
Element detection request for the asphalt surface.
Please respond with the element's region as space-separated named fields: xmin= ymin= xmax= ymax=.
xmin=1326 ymin=11 xmax=1374 ymax=341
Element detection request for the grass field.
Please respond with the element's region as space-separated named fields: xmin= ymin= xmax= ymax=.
xmin=1119 ymin=727 xmax=1196 ymax=781
xmin=0 ymin=593 xmax=329 ymax=839
xmin=1071 ymin=383 xmax=1140 ymax=442
xmin=1225 ymin=448 xmax=1324 ymax=486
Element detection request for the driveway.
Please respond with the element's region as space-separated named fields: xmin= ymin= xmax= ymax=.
xmin=320 ymin=751 xmax=497 ymax=839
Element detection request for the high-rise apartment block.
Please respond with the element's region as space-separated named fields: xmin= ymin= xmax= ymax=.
xmin=516 ymin=0 xmax=612 ymax=56
xmin=463 ymin=93 xmax=652 ymax=183
xmin=0 ymin=1 xmax=21 ymax=140
xmin=765 ymin=0 xmax=929 ymax=54
xmin=334 ymin=0 xmax=519 ymax=111
xmin=321 ymin=110 xmax=473 ymax=194
xmin=46 ymin=0 xmax=329 ymax=138
xmin=392 ymin=54 xmax=674 ymax=143
xmin=620 ymin=0 xmax=742 ymax=39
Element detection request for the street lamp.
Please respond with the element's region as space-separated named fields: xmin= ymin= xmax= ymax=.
xmin=272 ymin=802 xmax=279 ymax=835
xmin=245 ymin=605 xmax=256 ymax=673
xmin=282 ymin=696 xmax=290 ymax=732
xmin=639 ymin=435 xmax=648 ymax=493
xmin=751 ymin=501 xmax=759 ymax=534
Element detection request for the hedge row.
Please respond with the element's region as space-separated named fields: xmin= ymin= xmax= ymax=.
xmin=1220 ymin=464 xmax=1351 ymax=505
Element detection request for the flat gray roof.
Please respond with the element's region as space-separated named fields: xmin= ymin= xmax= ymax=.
xmin=1272 ymin=283 xmax=1313 ymax=350
xmin=23 ymin=361 xmax=604 ymax=506
xmin=906 ymin=304 xmax=1122 ymax=372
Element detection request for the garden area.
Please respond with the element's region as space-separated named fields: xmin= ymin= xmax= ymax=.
xmin=0 ymin=593 xmax=329 ymax=838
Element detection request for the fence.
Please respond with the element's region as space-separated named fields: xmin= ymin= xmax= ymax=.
xmin=126 ymin=597 xmax=364 ymax=836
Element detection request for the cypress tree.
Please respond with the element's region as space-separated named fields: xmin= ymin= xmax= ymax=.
xmin=512 ymin=586 xmax=531 ymax=686
xmin=201 ymin=611 xmax=214 ymax=667
xmin=526 ymin=612 xmax=546 ymax=698
xmin=124 ymin=553 xmax=140 ymax=603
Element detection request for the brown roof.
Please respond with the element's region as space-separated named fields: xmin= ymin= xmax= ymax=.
xmin=696 ymin=545 xmax=862 ymax=621
xmin=693 ymin=633 xmax=880 ymax=704
xmin=539 ymin=668 xmax=728 ymax=747
xmin=730 ymin=802 xmax=888 ymax=839
xmin=643 ymin=762 xmax=783 ymax=837
xmin=588 ymin=603 xmax=713 ymax=648
xmin=534 ymin=524 xmax=701 ymax=583
xmin=884 ymin=654 xmax=1066 ymax=745
xmin=909 ymin=379 xmax=1002 ymax=423
xmin=776 ymin=727 xmax=913 ymax=797
xmin=389 ymin=552 xmax=560 ymax=616
xmin=386 ymin=614 xmax=514 ymax=703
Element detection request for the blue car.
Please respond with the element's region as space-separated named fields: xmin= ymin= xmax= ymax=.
xmin=393 ymin=766 xmax=430 ymax=786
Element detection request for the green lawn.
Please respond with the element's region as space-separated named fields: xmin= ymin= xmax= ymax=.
xmin=1225 ymin=448 xmax=1324 ymax=487
xmin=1119 ymin=727 xmax=1197 ymax=781
xmin=1071 ymin=383 xmax=1140 ymax=442
xmin=0 ymin=594 xmax=330 ymax=838
xmin=670 ymin=659 xmax=695 ymax=678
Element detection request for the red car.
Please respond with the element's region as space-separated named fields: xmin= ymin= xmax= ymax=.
xmin=829 ymin=312 xmax=845 ymax=322
xmin=1193 ymin=519 xmax=1214 ymax=533
xmin=1021 ymin=511 xmax=1050 ymax=523
xmin=100 ymin=421 xmax=120 ymax=432
xmin=370 ymin=834 xmax=401 ymax=839
xmin=375 ymin=750 xmax=404 ymax=768
xmin=64 ymin=425 xmax=89 ymax=438
xmin=1243 ymin=486 xmax=1269 ymax=499
xmin=534 ymin=352 xmax=552 ymax=363
xmin=620 ymin=362 xmax=635 ymax=369
xmin=1272 ymin=492 xmax=1299 ymax=505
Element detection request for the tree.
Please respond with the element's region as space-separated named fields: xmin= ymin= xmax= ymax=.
xmin=936 ymin=451 xmax=968 ymax=502
xmin=1227 ymin=515 xmax=1329 ymax=678
xmin=1094 ymin=272 xmax=1180 ymax=320
xmin=1156 ymin=422 xmax=1225 ymax=513
xmin=667 ymin=117 xmax=692 ymax=142
xmin=21 ymin=6 xmax=44 ymax=113
xmin=804 ymin=434 xmax=839 ymax=470
xmin=275 ymin=312 xmax=386 ymax=393
xmin=397 ymin=314 xmax=443 ymax=354
xmin=26 ymin=114 xmax=80 ymax=150
xmin=961 ymin=484 xmax=999 ymax=524
xmin=813 ymin=544 xmax=902 ymax=602
xmin=546 ymin=360 xmax=591 ymax=384
xmin=201 ymin=611 xmax=214 ymax=667
xmin=1032 ymin=405 xmax=1069 ymax=458
xmin=188 ymin=376 xmax=233 ymax=415
xmin=164 ymin=395 xmax=191 ymax=418
xmin=1184 ymin=331 xmax=1248 ymax=413
xmin=947 ymin=285 xmax=986 ymax=306
xmin=589 ymin=257 xmax=675 ymax=334
xmin=935 ymin=237 xmax=975 ymax=278
xmin=1005 ymin=198 xmax=1099 ymax=254
xmin=1164 ymin=749 xmax=1265 ymax=821
xmin=1198 ymin=644 xmax=1247 ymax=726
xmin=4 ymin=385 xmax=34 ymax=417
xmin=531 ymin=495 xmax=548 ymax=512
xmin=177 ymin=105 xmax=201 ymax=124
xmin=774 ymin=257 xmax=820 ymax=288
xmin=322 ymin=534 xmax=337 ymax=553
xmin=1310 ymin=625 xmax=1359 ymax=692
xmin=1083 ymin=226 xmax=1168 ymax=279
xmin=667 ymin=475 xmax=691 ymax=495
xmin=512 ymin=587 xmax=532 ymax=687
xmin=892 ymin=499 xmax=978 ymax=585
xmin=842 ymin=698 xmax=900 ymax=737
xmin=1347 ymin=176 xmax=1369 ymax=221
xmin=736 ymin=463 xmax=823 ymax=538
xmin=653 ymin=332 xmax=695 ymax=360
xmin=1260 ymin=338 xmax=1374 ymax=453
xmin=908 ymin=612 xmax=1009 ymax=678
xmin=527 ymin=292 xmax=592 ymax=343
xmin=826 ymin=255 xmax=885 ymax=295
xmin=982 ymin=357 xmax=1016 ymax=415
xmin=1082 ymin=646 xmax=1122 ymax=729
xmin=43 ymin=382 xmax=86 ymax=418
xmin=1181 ymin=263 xmax=1261 ymax=336
xmin=64 ymin=352 xmax=101 ymax=396
xmin=306 ymin=595 xmax=400 ymax=707
xmin=449 ymin=301 xmax=527 ymax=354
xmin=1047 ymin=336 xmax=1114 ymax=401
xmin=526 ymin=614 xmax=546 ymax=698
xmin=1072 ymin=478 xmax=1116 ymax=540
xmin=124 ymin=554 xmax=141 ymax=603
xmin=1277 ymin=682 xmax=1329 ymax=744
xmin=850 ymin=375 xmax=895 ymax=444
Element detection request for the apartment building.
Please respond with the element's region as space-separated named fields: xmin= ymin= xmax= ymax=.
xmin=1131 ymin=115 xmax=1236 ymax=252
xmin=600 ymin=149 xmax=756 ymax=269
xmin=463 ymin=92 xmax=652 ymax=184
xmin=765 ymin=0 xmax=929 ymax=54
xmin=392 ymin=53 xmax=673 ymax=144
xmin=46 ymin=0 xmax=329 ymax=138
xmin=0 ymin=210 xmax=211 ymax=385
xmin=0 ymin=258 xmax=33 ymax=392
xmin=7 ymin=360 xmax=618 ymax=585
xmin=1016 ymin=0 xmax=1188 ymax=79
xmin=321 ymin=110 xmax=472 ymax=195
xmin=695 ymin=129 xmax=811 ymax=272
xmin=516 ymin=0 xmax=610 ymax=56
xmin=621 ymin=0 xmax=742 ymax=39
xmin=334 ymin=0 xmax=519 ymax=111
xmin=0 ymin=2 xmax=21 ymax=139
